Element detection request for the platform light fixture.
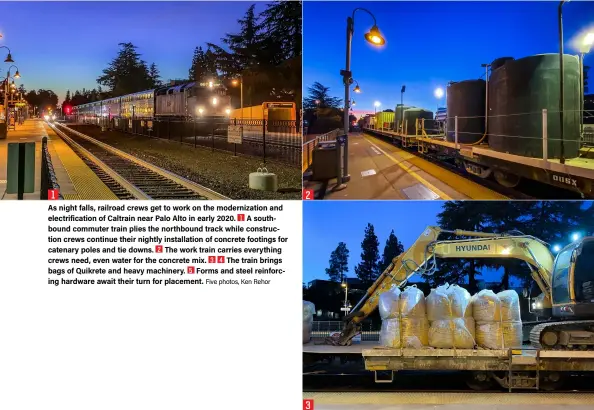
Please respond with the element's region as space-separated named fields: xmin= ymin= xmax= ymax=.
xmin=1 ymin=46 xmax=13 ymax=63
xmin=571 ymin=232 xmax=581 ymax=242
xmin=364 ymin=25 xmax=385 ymax=46
xmin=553 ymin=244 xmax=562 ymax=252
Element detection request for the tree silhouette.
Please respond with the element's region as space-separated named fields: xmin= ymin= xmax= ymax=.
xmin=355 ymin=223 xmax=380 ymax=285
xmin=304 ymin=82 xmax=342 ymax=109
xmin=325 ymin=242 xmax=350 ymax=282
xmin=97 ymin=42 xmax=154 ymax=96
xmin=380 ymin=230 xmax=404 ymax=273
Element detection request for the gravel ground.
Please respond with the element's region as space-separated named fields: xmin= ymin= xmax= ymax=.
xmin=69 ymin=125 xmax=302 ymax=200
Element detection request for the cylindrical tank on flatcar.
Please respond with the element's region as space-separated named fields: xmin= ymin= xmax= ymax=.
xmin=403 ymin=108 xmax=433 ymax=135
xmin=395 ymin=104 xmax=412 ymax=130
xmin=375 ymin=111 xmax=395 ymax=129
xmin=446 ymin=79 xmax=486 ymax=143
xmin=491 ymin=57 xmax=514 ymax=71
xmin=488 ymin=54 xmax=580 ymax=159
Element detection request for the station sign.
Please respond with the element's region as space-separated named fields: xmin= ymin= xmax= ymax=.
xmin=227 ymin=125 xmax=243 ymax=144
xmin=264 ymin=102 xmax=294 ymax=109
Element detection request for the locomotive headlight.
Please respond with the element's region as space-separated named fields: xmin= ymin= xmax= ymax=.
xmin=197 ymin=107 xmax=204 ymax=115
xmin=225 ymin=108 xmax=231 ymax=115
xmin=208 ymin=81 xmax=213 ymax=88
xmin=44 ymin=115 xmax=49 ymax=121
xmin=212 ymin=97 xmax=218 ymax=105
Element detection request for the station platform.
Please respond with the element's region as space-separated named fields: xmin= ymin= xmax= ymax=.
xmin=0 ymin=119 xmax=117 ymax=200
xmin=303 ymin=133 xmax=507 ymax=200
xmin=303 ymin=392 xmax=594 ymax=409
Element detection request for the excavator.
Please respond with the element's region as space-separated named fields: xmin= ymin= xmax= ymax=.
xmin=326 ymin=226 xmax=594 ymax=350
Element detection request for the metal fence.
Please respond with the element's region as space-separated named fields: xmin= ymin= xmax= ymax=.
xmin=40 ymin=136 xmax=63 ymax=200
xmin=302 ymin=128 xmax=343 ymax=173
xmin=79 ymin=116 xmax=301 ymax=166
xmin=310 ymin=320 xmax=380 ymax=342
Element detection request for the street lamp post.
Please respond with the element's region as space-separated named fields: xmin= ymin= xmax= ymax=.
xmin=342 ymin=8 xmax=385 ymax=185
xmin=480 ymin=63 xmax=491 ymax=135
xmin=232 ymin=77 xmax=243 ymax=120
xmin=400 ymin=85 xmax=406 ymax=131
xmin=374 ymin=101 xmax=381 ymax=130
xmin=434 ymin=87 xmax=444 ymax=112
xmin=3 ymin=62 xmax=20 ymax=134
xmin=579 ymin=33 xmax=594 ymax=136
xmin=341 ymin=282 xmax=349 ymax=317
xmin=558 ymin=0 xmax=568 ymax=164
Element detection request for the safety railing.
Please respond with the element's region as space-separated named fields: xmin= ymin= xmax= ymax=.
xmin=40 ymin=137 xmax=63 ymax=200
xmin=366 ymin=108 xmax=593 ymax=161
xmin=309 ymin=320 xmax=380 ymax=342
xmin=302 ymin=128 xmax=342 ymax=173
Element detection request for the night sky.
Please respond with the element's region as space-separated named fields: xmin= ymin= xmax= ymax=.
xmin=304 ymin=1 xmax=594 ymax=116
xmin=303 ymin=201 xmax=441 ymax=284
xmin=0 ymin=1 xmax=267 ymax=102
xmin=302 ymin=201 xmax=591 ymax=286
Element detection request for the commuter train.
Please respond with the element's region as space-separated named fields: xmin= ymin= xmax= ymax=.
xmin=73 ymin=81 xmax=231 ymax=123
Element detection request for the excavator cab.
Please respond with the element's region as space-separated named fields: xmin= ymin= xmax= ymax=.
xmin=551 ymin=237 xmax=594 ymax=318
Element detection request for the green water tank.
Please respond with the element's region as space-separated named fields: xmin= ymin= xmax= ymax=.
xmin=488 ymin=54 xmax=580 ymax=159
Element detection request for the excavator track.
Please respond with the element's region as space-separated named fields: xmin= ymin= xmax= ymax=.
xmin=530 ymin=320 xmax=594 ymax=350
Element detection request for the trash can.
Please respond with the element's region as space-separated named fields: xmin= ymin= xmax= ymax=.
xmin=312 ymin=141 xmax=338 ymax=181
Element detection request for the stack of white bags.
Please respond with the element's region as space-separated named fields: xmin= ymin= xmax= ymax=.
xmin=378 ymin=285 xmax=522 ymax=350
xmin=379 ymin=286 xmax=429 ymax=348
xmin=303 ymin=301 xmax=315 ymax=344
xmin=426 ymin=284 xmax=475 ymax=349
xmin=472 ymin=290 xmax=522 ymax=349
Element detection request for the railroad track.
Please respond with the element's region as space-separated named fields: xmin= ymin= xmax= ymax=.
xmin=51 ymin=123 xmax=228 ymax=200
xmin=304 ymin=372 xmax=594 ymax=393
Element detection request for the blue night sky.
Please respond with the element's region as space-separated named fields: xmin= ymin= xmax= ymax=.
xmin=304 ymin=1 xmax=594 ymax=116
xmin=0 ymin=1 xmax=267 ymax=102
xmin=303 ymin=201 xmax=442 ymax=284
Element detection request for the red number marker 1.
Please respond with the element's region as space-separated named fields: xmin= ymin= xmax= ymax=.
xmin=303 ymin=399 xmax=314 ymax=410
xmin=48 ymin=189 xmax=59 ymax=200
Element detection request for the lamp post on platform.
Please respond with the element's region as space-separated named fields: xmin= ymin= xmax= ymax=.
xmin=341 ymin=8 xmax=385 ymax=187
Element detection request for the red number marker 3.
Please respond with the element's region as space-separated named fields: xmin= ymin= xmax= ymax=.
xmin=303 ymin=399 xmax=314 ymax=410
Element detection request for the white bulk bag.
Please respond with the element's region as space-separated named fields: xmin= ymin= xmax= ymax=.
xmin=378 ymin=286 xmax=402 ymax=320
xmin=379 ymin=318 xmax=402 ymax=348
xmin=472 ymin=290 xmax=502 ymax=322
xmin=399 ymin=286 xmax=426 ymax=318
xmin=498 ymin=290 xmax=521 ymax=322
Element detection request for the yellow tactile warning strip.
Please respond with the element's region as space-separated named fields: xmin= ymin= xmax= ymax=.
xmin=63 ymin=194 xmax=81 ymax=200
xmin=303 ymin=392 xmax=594 ymax=405
xmin=44 ymin=125 xmax=118 ymax=200
xmin=364 ymin=134 xmax=508 ymax=200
